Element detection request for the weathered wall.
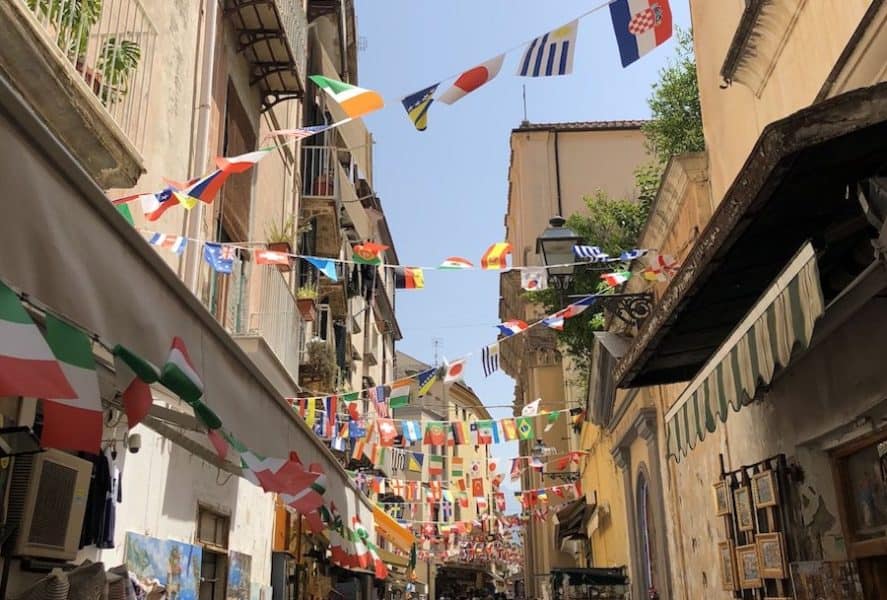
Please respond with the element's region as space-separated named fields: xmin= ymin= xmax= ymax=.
xmin=668 ymin=294 xmax=887 ymax=598
xmin=689 ymin=0 xmax=872 ymax=205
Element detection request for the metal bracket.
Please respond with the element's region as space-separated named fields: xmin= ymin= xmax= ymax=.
xmin=566 ymin=292 xmax=654 ymax=327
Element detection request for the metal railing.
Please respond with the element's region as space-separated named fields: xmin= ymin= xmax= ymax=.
xmin=301 ymin=145 xmax=338 ymax=199
xmin=235 ymin=265 xmax=302 ymax=381
xmin=21 ymin=0 xmax=157 ymax=153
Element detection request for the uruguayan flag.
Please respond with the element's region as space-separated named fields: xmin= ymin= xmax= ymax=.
xmin=517 ymin=20 xmax=578 ymax=77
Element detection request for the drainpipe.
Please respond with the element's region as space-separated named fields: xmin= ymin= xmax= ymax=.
xmin=338 ymin=0 xmax=350 ymax=82
xmin=553 ymin=130 xmax=563 ymax=216
xmin=184 ymin=0 xmax=219 ymax=293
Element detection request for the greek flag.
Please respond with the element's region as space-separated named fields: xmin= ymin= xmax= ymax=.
xmin=573 ymin=245 xmax=610 ymax=262
xmin=482 ymin=343 xmax=500 ymax=377
xmin=517 ymin=20 xmax=578 ymax=77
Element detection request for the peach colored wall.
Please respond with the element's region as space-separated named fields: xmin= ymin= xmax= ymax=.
xmin=689 ymin=0 xmax=871 ymax=205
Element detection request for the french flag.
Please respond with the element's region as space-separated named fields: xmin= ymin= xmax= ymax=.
xmin=497 ymin=319 xmax=528 ymax=337
xmin=610 ymin=0 xmax=673 ymax=67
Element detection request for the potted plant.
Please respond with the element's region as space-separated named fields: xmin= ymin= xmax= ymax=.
xmin=303 ymin=339 xmax=338 ymax=390
xmin=265 ymin=214 xmax=296 ymax=272
xmin=296 ymin=285 xmax=318 ymax=321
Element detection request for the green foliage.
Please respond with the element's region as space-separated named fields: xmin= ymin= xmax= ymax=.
xmin=97 ymin=37 xmax=142 ymax=105
xmin=27 ymin=0 xmax=102 ymax=60
xmin=530 ymin=191 xmax=647 ymax=384
xmin=634 ymin=162 xmax=665 ymax=214
xmin=641 ymin=28 xmax=704 ymax=163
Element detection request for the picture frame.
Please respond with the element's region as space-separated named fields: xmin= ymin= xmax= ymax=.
xmin=713 ymin=480 xmax=731 ymax=516
xmin=736 ymin=543 xmax=763 ymax=589
xmin=734 ymin=486 xmax=755 ymax=532
xmin=757 ymin=532 xmax=788 ymax=579
xmin=718 ymin=540 xmax=738 ymax=591
xmin=752 ymin=470 xmax=779 ymax=508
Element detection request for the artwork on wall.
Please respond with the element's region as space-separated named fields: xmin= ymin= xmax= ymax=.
xmin=752 ymin=471 xmax=779 ymax=508
xmin=125 ymin=532 xmax=202 ymax=600
xmin=713 ymin=481 xmax=731 ymax=516
xmin=756 ymin=532 xmax=787 ymax=579
xmin=734 ymin=486 xmax=755 ymax=532
xmin=227 ymin=551 xmax=252 ymax=600
xmin=735 ymin=543 xmax=762 ymax=589
xmin=789 ymin=560 xmax=864 ymax=600
xmin=717 ymin=540 xmax=737 ymax=591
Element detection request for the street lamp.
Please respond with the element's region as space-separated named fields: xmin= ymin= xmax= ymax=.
xmin=534 ymin=216 xmax=655 ymax=328
xmin=535 ymin=216 xmax=582 ymax=290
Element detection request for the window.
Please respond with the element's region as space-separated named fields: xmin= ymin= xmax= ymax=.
xmin=636 ymin=472 xmax=658 ymax=595
xmin=198 ymin=507 xmax=230 ymax=600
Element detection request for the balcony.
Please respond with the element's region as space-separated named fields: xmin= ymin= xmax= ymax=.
xmin=220 ymin=262 xmax=302 ymax=395
xmin=0 ymin=0 xmax=157 ymax=188
xmin=226 ymin=0 xmax=308 ymax=110
xmin=300 ymin=144 xmax=342 ymax=257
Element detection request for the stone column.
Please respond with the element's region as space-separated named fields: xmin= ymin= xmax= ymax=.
xmin=636 ymin=410 xmax=672 ymax=599
xmin=612 ymin=445 xmax=642 ymax=598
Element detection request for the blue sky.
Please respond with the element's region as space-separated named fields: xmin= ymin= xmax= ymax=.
xmin=355 ymin=0 xmax=692 ymax=513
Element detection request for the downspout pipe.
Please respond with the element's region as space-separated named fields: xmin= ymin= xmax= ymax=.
xmin=184 ymin=0 xmax=219 ymax=293
xmin=339 ymin=0 xmax=350 ymax=82
xmin=554 ymin=130 xmax=563 ymax=216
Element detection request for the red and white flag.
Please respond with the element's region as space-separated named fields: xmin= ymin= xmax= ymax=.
xmin=443 ymin=358 xmax=467 ymax=383
xmin=438 ymin=55 xmax=505 ymax=104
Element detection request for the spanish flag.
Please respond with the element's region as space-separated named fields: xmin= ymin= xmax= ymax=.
xmin=481 ymin=242 xmax=512 ymax=270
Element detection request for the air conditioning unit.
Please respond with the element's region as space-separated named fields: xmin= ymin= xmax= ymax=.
xmin=9 ymin=449 xmax=92 ymax=560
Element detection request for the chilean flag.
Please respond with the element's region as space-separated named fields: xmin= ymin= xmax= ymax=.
xmin=610 ymin=0 xmax=672 ymax=67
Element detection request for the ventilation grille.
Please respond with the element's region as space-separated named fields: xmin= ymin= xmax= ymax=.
xmin=27 ymin=461 xmax=76 ymax=548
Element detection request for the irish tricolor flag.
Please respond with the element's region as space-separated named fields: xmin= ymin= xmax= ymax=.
xmin=0 ymin=281 xmax=75 ymax=399
xmin=309 ymin=75 xmax=384 ymax=119
xmin=43 ymin=315 xmax=103 ymax=453
xmin=159 ymin=337 xmax=204 ymax=404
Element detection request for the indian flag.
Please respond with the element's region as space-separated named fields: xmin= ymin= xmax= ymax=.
xmin=601 ymin=270 xmax=632 ymax=287
xmin=0 ymin=281 xmax=75 ymax=399
xmin=42 ymin=315 xmax=103 ymax=453
xmin=388 ymin=380 xmax=411 ymax=409
xmin=309 ymin=75 xmax=384 ymax=119
xmin=159 ymin=337 xmax=204 ymax=404
xmin=438 ymin=256 xmax=473 ymax=270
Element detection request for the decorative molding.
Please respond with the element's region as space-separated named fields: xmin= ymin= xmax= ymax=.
xmin=720 ymin=0 xmax=808 ymax=97
xmin=611 ymin=446 xmax=630 ymax=471
xmin=634 ymin=408 xmax=658 ymax=443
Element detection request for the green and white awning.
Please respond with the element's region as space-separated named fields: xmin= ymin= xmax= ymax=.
xmin=665 ymin=243 xmax=824 ymax=461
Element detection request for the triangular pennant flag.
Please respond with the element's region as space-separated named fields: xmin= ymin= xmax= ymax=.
xmin=42 ymin=315 xmax=102 ymax=453
xmin=400 ymin=83 xmax=439 ymax=131
xmin=159 ymin=337 xmax=203 ymax=404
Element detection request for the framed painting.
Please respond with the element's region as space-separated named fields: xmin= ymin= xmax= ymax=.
xmin=752 ymin=471 xmax=779 ymax=508
xmin=734 ymin=486 xmax=755 ymax=532
xmin=713 ymin=481 xmax=731 ymax=516
xmin=718 ymin=540 xmax=738 ymax=591
xmin=736 ymin=543 xmax=762 ymax=589
xmin=756 ymin=532 xmax=787 ymax=579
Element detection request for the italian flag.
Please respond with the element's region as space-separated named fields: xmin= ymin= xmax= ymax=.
xmin=159 ymin=337 xmax=204 ymax=404
xmin=113 ymin=344 xmax=160 ymax=429
xmin=601 ymin=270 xmax=632 ymax=287
xmin=0 ymin=281 xmax=75 ymax=399
xmin=42 ymin=315 xmax=102 ymax=453
xmin=309 ymin=75 xmax=384 ymax=119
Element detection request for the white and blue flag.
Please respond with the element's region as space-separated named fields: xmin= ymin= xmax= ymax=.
xmin=517 ymin=20 xmax=578 ymax=77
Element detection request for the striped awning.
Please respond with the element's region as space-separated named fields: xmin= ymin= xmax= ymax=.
xmin=665 ymin=243 xmax=824 ymax=461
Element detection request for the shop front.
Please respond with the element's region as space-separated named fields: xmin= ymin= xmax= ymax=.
xmin=614 ymin=83 xmax=887 ymax=598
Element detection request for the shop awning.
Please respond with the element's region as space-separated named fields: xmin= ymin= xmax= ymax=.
xmin=666 ymin=243 xmax=823 ymax=460
xmin=615 ymin=82 xmax=887 ymax=388
xmin=372 ymin=505 xmax=415 ymax=553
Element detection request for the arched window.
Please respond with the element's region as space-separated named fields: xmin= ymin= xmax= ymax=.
xmin=637 ymin=469 xmax=658 ymax=595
